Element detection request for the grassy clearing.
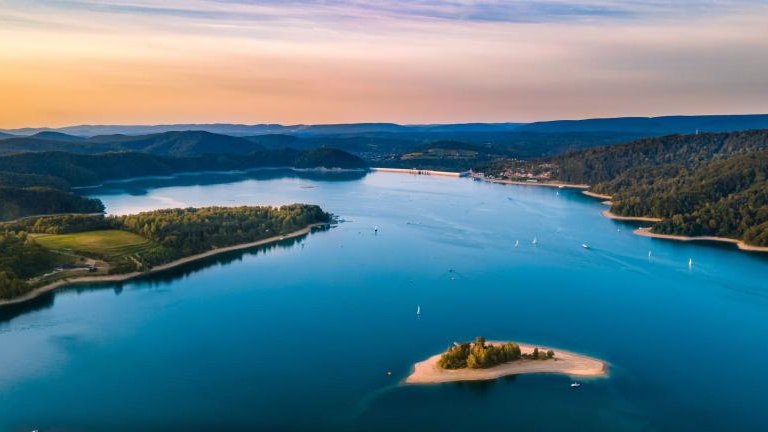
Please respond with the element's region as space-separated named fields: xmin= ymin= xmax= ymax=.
xmin=34 ymin=230 xmax=159 ymax=258
xmin=34 ymin=230 xmax=165 ymax=274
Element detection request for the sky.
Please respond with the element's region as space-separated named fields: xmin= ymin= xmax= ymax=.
xmin=1 ymin=0 xmax=767 ymax=128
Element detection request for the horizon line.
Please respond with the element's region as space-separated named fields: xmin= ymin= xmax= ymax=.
xmin=3 ymin=112 xmax=768 ymax=132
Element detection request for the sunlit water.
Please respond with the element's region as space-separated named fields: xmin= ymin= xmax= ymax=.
xmin=1 ymin=170 xmax=767 ymax=431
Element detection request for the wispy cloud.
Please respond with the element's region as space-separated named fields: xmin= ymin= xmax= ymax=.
xmin=0 ymin=0 xmax=766 ymax=127
xmin=4 ymin=0 xmax=767 ymax=30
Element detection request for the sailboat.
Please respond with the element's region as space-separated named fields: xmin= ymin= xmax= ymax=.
xmin=416 ymin=305 xmax=421 ymax=316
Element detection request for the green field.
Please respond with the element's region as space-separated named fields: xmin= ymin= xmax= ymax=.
xmin=34 ymin=230 xmax=160 ymax=258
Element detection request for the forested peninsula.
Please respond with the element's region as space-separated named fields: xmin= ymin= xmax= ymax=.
xmin=0 ymin=204 xmax=330 ymax=302
xmin=479 ymin=130 xmax=768 ymax=248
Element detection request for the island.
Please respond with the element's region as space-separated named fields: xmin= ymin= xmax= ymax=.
xmin=0 ymin=204 xmax=330 ymax=305
xmin=405 ymin=337 xmax=607 ymax=384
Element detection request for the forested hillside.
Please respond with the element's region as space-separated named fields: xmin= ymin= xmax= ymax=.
xmin=0 ymin=188 xmax=104 ymax=221
xmin=479 ymin=130 xmax=768 ymax=246
xmin=549 ymin=130 xmax=768 ymax=185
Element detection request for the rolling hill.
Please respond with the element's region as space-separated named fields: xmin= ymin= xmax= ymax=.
xmin=0 ymin=131 xmax=264 ymax=157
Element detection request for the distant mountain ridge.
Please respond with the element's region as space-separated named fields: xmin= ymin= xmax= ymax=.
xmin=29 ymin=131 xmax=85 ymax=142
xmin=0 ymin=131 xmax=264 ymax=157
xmin=0 ymin=122 xmax=524 ymax=137
xmin=4 ymin=114 xmax=768 ymax=138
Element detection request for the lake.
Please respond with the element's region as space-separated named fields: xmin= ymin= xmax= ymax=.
xmin=1 ymin=169 xmax=767 ymax=431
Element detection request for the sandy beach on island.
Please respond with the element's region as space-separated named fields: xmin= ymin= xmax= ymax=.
xmin=405 ymin=342 xmax=607 ymax=385
xmin=633 ymin=228 xmax=768 ymax=253
xmin=0 ymin=223 xmax=324 ymax=307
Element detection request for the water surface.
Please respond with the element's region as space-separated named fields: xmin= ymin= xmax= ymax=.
xmin=1 ymin=171 xmax=767 ymax=431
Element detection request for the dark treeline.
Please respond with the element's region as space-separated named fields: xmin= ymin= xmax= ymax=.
xmin=0 ymin=204 xmax=330 ymax=300
xmin=0 ymin=232 xmax=60 ymax=300
xmin=112 ymin=204 xmax=330 ymax=265
xmin=0 ymin=148 xmax=367 ymax=188
xmin=0 ymin=187 xmax=104 ymax=221
xmin=0 ymin=171 xmax=69 ymax=189
xmin=438 ymin=337 xmax=553 ymax=369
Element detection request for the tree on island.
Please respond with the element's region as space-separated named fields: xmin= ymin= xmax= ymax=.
xmin=438 ymin=337 xmax=522 ymax=370
xmin=438 ymin=337 xmax=557 ymax=370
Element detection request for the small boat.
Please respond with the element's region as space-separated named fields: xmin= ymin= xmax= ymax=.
xmin=514 ymin=240 xmax=519 ymax=248
xmin=416 ymin=305 xmax=421 ymax=316
xmin=581 ymin=243 xmax=590 ymax=249
xmin=648 ymin=250 xmax=652 ymax=258
xmin=374 ymin=225 xmax=379 ymax=234
xmin=532 ymin=237 xmax=538 ymax=245
xmin=570 ymin=382 xmax=581 ymax=389
xmin=555 ymin=191 xmax=560 ymax=196
xmin=688 ymin=258 xmax=693 ymax=269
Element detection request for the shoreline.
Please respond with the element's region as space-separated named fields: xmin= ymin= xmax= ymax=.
xmin=494 ymin=179 xmax=768 ymax=255
xmin=472 ymin=174 xmax=589 ymax=190
xmin=0 ymin=223 xmax=324 ymax=307
xmin=582 ymin=191 xmax=612 ymax=200
xmin=372 ymin=167 xmax=466 ymax=177
xmin=633 ymin=228 xmax=768 ymax=253
xmin=602 ymin=210 xmax=662 ymax=223
xmin=71 ymin=166 xmax=370 ymax=190
xmin=405 ymin=342 xmax=607 ymax=385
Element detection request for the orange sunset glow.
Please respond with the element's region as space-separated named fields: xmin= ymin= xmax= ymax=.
xmin=1 ymin=1 xmax=767 ymax=127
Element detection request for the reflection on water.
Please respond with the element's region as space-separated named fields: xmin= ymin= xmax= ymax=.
xmin=0 ymin=225 xmax=330 ymax=325
xmin=82 ymin=168 xmax=369 ymax=197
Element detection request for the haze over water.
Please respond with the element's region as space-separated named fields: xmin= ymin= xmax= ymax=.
xmin=1 ymin=171 xmax=767 ymax=431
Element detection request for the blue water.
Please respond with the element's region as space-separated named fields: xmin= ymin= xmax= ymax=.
xmin=1 ymin=170 xmax=767 ymax=431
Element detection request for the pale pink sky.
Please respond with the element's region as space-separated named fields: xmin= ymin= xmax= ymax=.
xmin=1 ymin=0 xmax=767 ymax=127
